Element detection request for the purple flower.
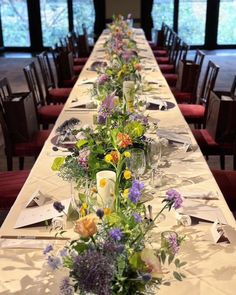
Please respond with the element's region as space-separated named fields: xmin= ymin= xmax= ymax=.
xmin=97 ymin=74 xmax=109 ymax=85
xmin=97 ymin=114 xmax=107 ymax=125
xmin=43 ymin=244 xmax=53 ymax=255
xmin=59 ymin=277 xmax=74 ymax=295
xmin=47 ymin=255 xmax=62 ymax=270
xmin=109 ymin=228 xmax=123 ymax=241
xmin=96 ymin=209 xmax=104 ymax=219
xmin=121 ymin=50 xmax=134 ymax=62
xmin=100 ymin=91 xmax=116 ymax=112
xmin=73 ymin=250 xmax=114 ymax=294
xmin=128 ymin=180 xmax=144 ymax=204
xmin=166 ymin=189 xmax=183 ymax=209
xmin=132 ymin=212 xmax=142 ymax=223
xmin=53 ymin=201 xmax=65 ymax=213
xmin=167 ymin=233 xmax=180 ymax=255
xmin=132 ymin=179 xmax=145 ymax=191
xmin=142 ymin=273 xmax=152 ymax=282
xmin=59 ymin=247 xmax=68 ymax=257
xmin=77 ymin=148 xmax=90 ymax=170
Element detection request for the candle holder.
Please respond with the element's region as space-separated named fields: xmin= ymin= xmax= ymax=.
xmin=96 ymin=170 xmax=116 ymax=208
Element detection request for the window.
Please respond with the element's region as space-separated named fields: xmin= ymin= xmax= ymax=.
xmin=0 ymin=0 xmax=30 ymax=47
xmin=151 ymin=0 xmax=174 ymax=30
xmin=73 ymin=0 xmax=95 ymax=44
xmin=40 ymin=0 xmax=69 ymax=47
xmin=217 ymin=0 xmax=236 ymax=45
xmin=178 ymin=0 xmax=207 ymax=45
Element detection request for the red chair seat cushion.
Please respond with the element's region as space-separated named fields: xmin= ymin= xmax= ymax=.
xmin=14 ymin=130 xmax=51 ymax=157
xmin=74 ymin=57 xmax=88 ymax=65
xmin=153 ymin=49 xmax=168 ymax=56
xmin=192 ymin=129 xmax=218 ymax=150
xmin=211 ymin=170 xmax=236 ymax=211
xmin=48 ymin=88 xmax=71 ymax=104
xmin=159 ymin=64 xmax=175 ymax=74
xmin=171 ymin=88 xmax=193 ymax=103
xmin=38 ymin=105 xmax=63 ymax=124
xmin=178 ymin=104 xmax=205 ymax=122
xmin=164 ymin=74 xmax=177 ymax=86
xmin=0 ymin=170 xmax=30 ymax=208
xmin=61 ymin=76 xmax=78 ymax=88
xmin=73 ymin=65 xmax=84 ymax=75
xmin=156 ymin=57 xmax=169 ymax=64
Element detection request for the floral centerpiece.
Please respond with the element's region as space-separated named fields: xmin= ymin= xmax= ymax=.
xmin=45 ymin=15 xmax=186 ymax=295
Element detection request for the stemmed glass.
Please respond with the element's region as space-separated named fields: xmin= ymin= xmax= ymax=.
xmin=147 ymin=139 xmax=162 ymax=187
xmin=127 ymin=148 xmax=146 ymax=180
xmin=137 ymin=95 xmax=148 ymax=113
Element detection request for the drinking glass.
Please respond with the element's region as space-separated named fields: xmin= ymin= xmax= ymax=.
xmin=127 ymin=148 xmax=146 ymax=179
xmin=147 ymin=139 xmax=162 ymax=187
xmin=136 ymin=95 xmax=148 ymax=113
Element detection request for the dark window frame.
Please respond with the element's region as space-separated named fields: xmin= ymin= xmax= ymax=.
xmin=0 ymin=0 xmax=236 ymax=52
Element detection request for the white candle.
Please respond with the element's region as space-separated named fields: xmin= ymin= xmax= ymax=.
xmin=123 ymin=80 xmax=135 ymax=112
xmin=96 ymin=170 xmax=116 ymax=208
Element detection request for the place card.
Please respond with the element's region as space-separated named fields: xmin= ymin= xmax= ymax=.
xmin=25 ymin=190 xmax=46 ymax=207
xmin=14 ymin=198 xmax=71 ymax=229
xmin=179 ymin=199 xmax=228 ymax=225
xmin=210 ymin=220 xmax=230 ymax=244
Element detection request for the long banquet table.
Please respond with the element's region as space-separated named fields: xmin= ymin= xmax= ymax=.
xmin=0 ymin=29 xmax=236 ymax=295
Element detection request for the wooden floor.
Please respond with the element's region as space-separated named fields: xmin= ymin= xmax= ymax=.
xmin=0 ymin=49 xmax=236 ymax=172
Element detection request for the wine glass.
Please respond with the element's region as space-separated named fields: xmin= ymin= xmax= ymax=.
xmin=136 ymin=95 xmax=148 ymax=113
xmin=147 ymin=139 xmax=162 ymax=187
xmin=127 ymin=148 xmax=146 ymax=179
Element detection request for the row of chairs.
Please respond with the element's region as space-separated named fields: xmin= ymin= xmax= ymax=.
xmin=0 ymin=28 xmax=92 ymax=211
xmin=151 ymin=23 xmax=236 ymax=215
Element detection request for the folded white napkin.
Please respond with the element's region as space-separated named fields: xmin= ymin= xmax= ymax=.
xmin=157 ymin=130 xmax=192 ymax=145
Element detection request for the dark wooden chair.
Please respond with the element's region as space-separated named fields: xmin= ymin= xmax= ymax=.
xmin=158 ymin=35 xmax=183 ymax=74
xmin=0 ymin=169 xmax=30 ymax=209
xmin=178 ymin=60 xmax=220 ymax=127
xmin=37 ymin=51 xmax=71 ymax=105
xmin=211 ymin=169 xmax=236 ymax=213
xmin=51 ymin=47 xmax=79 ymax=88
xmin=23 ymin=62 xmax=63 ymax=129
xmin=67 ymin=32 xmax=88 ymax=65
xmin=0 ymin=79 xmax=50 ymax=170
xmin=169 ymin=49 xmax=205 ymax=103
xmin=192 ymin=76 xmax=236 ymax=169
xmin=152 ymin=24 xmax=172 ymax=56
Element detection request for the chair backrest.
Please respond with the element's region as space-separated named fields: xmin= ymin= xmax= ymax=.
xmin=179 ymin=42 xmax=189 ymax=61
xmin=200 ymin=60 xmax=220 ymax=105
xmin=23 ymin=62 xmax=45 ymax=107
xmin=0 ymin=78 xmax=13 ymax=106
xmin=0 ymin=104 xmax=12 ymax=152
xmin=51 ymin=48 xmax=75 ymax=87
xmin=230 ymin=75 xmax=236 ymax=98
xmin=37 ymin=51 xmax=56 ymax=94
xmin=169 ymin=35 xmax=182 ymax=70
xmin=67 ymin=33 xmax=78 ymax=58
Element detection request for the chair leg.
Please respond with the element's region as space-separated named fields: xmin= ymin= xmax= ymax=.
xmin=220 ymin=155 xmax=225 ymax=170
xmin=19 ymin=157 xmax=24 ymax=170
xmin=6 ymin=155 xmax=13 ymax=171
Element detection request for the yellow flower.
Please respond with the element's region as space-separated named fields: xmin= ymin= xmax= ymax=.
xmin=124 ymin=151 xmax=131 ymax=158
xmin=123 ymin=188 xmax=129 ymax=199
xmin=105 ymin=154 xmax=112 ymax=163
xmin=74 ymin=214 xmax=98 ymax=238
xmin=124 ymin=169 xmax=132 ymax=180
xmin=82 ymin=203 xmax=88 ymax=209
xmin=99 ymin=178 xmax=107 ymax=188
xmin=104 ymin=207 xmax=111 ymax=216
